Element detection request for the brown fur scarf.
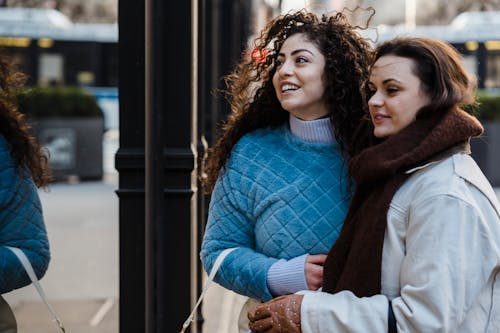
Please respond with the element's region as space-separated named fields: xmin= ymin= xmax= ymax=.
xmin=322 ymin=108 xmax=483 ymax=296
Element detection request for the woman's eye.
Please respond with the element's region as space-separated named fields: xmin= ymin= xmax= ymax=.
xmin=387 ymin=87 xmax=399 ymax=94
xmin=275 ymin=59 xmax=284 ymax=67
xmin=296 ymin=57 xmax=308 ymax=63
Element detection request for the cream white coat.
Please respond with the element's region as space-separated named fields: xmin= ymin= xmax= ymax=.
xmin=299 ymin=153 xmax=500 ymax=333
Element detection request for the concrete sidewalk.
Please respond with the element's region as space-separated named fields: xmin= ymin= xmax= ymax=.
xmin=12 ymin=299 xmax=118 ymax=333
xmin=3 ymin=175 xmax=119 ymax=333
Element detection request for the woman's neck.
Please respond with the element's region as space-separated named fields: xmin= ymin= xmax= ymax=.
xmin=289 ymin=114 xmax=335 ymax=143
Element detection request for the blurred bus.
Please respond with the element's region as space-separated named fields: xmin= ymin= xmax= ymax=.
xmin=0 ymin=7 xmax=117 ymax=88
xmin=0 ymin=7 xmax=118 ymax=129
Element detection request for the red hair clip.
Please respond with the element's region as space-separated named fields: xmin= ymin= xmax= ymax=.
xmin=251 ymin=48 xmax=268 ymax=64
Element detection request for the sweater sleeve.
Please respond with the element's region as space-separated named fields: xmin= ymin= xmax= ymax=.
xmin=200 ymin=167 xmax=278 ymax=302
xmin=0 ymin=143 xmax=50 ymax=293
xmin=300 ymin=290 xmax=389 ymax=333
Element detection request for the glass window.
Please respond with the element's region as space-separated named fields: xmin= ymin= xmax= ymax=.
xmin=462 ymin=54 xmax=478 ymax=79
xmin=38 ymin=53 xmax=64 ymax=85
xmin=485 ymin=53 xmax=500 ymax=89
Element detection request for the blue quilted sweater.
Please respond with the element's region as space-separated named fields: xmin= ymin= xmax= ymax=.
xmin=200 ymin=126 xmax=351 ymax=301
xmin=0 ymin=135 xmax=50 ymax=293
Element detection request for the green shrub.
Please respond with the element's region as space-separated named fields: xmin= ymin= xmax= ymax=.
xmin=17 ymin=86 xmax=103 ymax=118
xmin=469 ymin=92 xmax=500 ymax=122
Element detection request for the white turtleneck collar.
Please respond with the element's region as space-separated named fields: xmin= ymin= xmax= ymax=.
xmin=289 ymin=114 xmax=335 ymax=144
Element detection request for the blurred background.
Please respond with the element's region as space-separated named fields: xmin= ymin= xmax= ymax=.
xmin=0 ymin=0 xmax=498 ymax=332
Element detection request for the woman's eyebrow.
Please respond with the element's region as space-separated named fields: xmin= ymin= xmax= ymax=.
xmin=382 ymin=78 xmax=402 ymax=85
xmin=278 ymin=49 xmax=315 ymax=57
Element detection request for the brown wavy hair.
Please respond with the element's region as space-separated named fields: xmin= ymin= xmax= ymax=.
xmin=203 ymin=9 xmax=375 ymax=193
xmin=0 ymin=53 xmax=51 ymax=187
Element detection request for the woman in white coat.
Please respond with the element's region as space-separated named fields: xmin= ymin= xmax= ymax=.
xmin=248 ymin=37 xmax=500 ymax=333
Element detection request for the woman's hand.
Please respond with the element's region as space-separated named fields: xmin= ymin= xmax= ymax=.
xmin=248 ymin=294 xmax=303 ymax=333
xmin=305 ymin=254 xmax=326 ymax=290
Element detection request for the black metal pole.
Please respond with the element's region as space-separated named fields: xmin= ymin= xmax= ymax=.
xmin=118 ymin=0 xmax=196 ymax=332
xmin=145 ymin=0 xmax=196 ymax=332
xmin=119 ymin=0 xmax=255 ymax=331
xmin=196 ymin=0 xmax=208 ymax=332
xmin=144 ymin=0 xmax=163 ymax=331
xmin=116 ymin=0 xmax=146 ymax=332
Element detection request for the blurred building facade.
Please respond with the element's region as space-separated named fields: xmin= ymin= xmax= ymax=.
xmin=282 ymin=0 xmax=499 ymax=25
xmin=3 ymin=0 xmax=498 ymax=27
xmin=3 ymin=0 xmax=117 ymax=23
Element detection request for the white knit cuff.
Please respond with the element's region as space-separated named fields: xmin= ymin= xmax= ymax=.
xmin=267 ymin=254 xmax=309 ymax=296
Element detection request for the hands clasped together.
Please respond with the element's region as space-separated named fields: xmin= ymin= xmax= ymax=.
xmin=247 ymin=294 xmax=304 ymax=333
xmin=247 ymin=253 xmax=325 ymax=332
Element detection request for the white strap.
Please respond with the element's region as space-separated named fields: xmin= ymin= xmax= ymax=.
xmin=179 ymin=247 xmax=238 ymax=333
xmin=5 ymin=246 xmax=66 ymax=333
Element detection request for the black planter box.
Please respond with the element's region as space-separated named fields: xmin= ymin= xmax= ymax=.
xmin=32 ymin=117 xmax=104 ymax=181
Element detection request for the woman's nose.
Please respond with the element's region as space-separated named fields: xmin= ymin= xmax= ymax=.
xmin=368 ymin=91 xmax=383 ymax=107
xmin=278 ymin=61 xmax=293 ymax=76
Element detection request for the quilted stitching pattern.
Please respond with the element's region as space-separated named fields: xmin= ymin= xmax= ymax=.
xmin=201 ymin=127 xmax=351 ymax=301
xmin=0 ymin=136 xmax=50 ymax=293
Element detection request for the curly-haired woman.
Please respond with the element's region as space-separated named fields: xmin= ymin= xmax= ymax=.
xmin=200 ymin=9 xmax=374 ymax=328
xmin=0 ymin=53 xmax=51 ymax=294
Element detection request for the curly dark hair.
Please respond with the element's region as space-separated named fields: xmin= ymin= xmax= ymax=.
xmin=203 ymin=9 xmax=375 ymax=193
xmin=0 ymin=53 xmax=51 ymax=187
